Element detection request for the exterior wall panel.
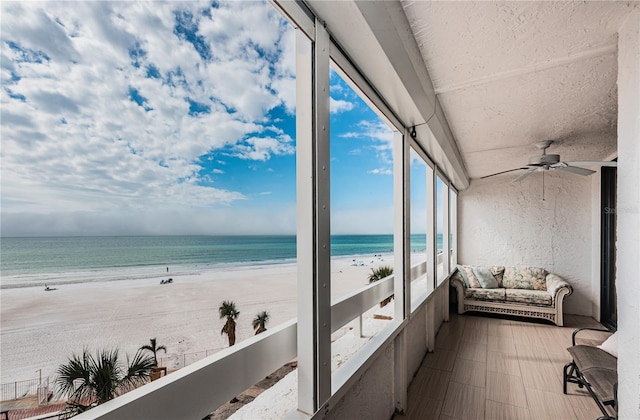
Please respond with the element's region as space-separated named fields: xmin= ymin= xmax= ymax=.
xmin=616 ymin=9 xmax=640 ymax=418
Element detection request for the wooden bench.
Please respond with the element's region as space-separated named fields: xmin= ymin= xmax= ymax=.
xmin=563 ymin=327 xmax=617 ymax=420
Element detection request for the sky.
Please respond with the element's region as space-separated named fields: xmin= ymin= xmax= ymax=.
xmin=1 ymin=0 xmax=433 ymax=237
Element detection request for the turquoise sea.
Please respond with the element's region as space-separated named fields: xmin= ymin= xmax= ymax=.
xmin=0 ymin=235 xmax=442 ymax=287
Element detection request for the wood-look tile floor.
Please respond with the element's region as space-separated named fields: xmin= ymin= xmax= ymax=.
xmin=395 ymin=313 xmax=613 ymax=420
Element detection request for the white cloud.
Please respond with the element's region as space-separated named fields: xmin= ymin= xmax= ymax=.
xmin=234 ymin=135 xmax=294 ymax=161
xmin=368 ymin=168 xmax=392 ymax=175
xmin=1 ymin=205 xmax=298 ymax=237
xmin=331 ymin=207 xmax=393 ymax=235
xmin=0 ymin=1 xmax=296 ymax=235
xmin=341 ymin=120 xmax=395 ymax=167
xmin=343 ymin=120 xmax=394 ymax=145
xmin=330 ymin=97 xmax=355 ymax=114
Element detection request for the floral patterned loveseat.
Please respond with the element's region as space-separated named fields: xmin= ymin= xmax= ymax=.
xmin=450 ymin=265 xmax=573 ymax=326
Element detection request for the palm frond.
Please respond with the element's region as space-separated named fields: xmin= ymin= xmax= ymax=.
xmin=252 ymin=311 xmax=270 ymax=331
xmin=56 ymin=347 xmax=155 ymax=408
xmin=120 ymin=350 xmax=155 ymax=392
xmin=92 ymin=349 xmax=122 ymax=403
xmin=55 ymin=348 xmax=94 ymax=402
xmin=219 ymin=300 xmax=240 ymax=319
xmin=139 ymin=337 xmax=168 ymax=365
xmin=368 ymin=265 xmax=394 ymax=283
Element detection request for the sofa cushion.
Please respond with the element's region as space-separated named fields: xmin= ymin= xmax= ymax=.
xmin=452 ymin=270 xmax=467 ymax=287
xmin=472 ymin=266 xmax=499 ymax=288
xmin=505 ymin=289 xmax=552 ymax=306
xmin=503 ymin=266 xmax=547 ymax=290
xmin=465 ymin=288 xmax=506 ymax=301
xmin=461 ymin=265 xmax=482 ymax=289
xmin=597 ymin=331 xmax=618 ymax=358
xmin=488 ymin=266 xmax=505 ymax=287
xmin=455 ymin=265 xmax=470 ymax=287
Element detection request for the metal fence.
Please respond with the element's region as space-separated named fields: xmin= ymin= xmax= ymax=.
xmin=1 ymin=346 xmax=226 ymax=404
xmin=158 ymin=347 xmax=226 ymax=371
xmin=1 ymin=378 xmax=44 ymax=402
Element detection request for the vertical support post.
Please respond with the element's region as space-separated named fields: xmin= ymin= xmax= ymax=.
xmin=393 ymin=130 xmax=409 ymax=414
xmin=450 ymin=190 xmax=457 ymax=269
xmin=354 ymin=314 xmax=363 ymax=338
xmin=426 ymin=167 xmax=436 ymax=291
xmin=296 ymin=27 xmax=314 ymax=415
xmin=296 ymin=20 xmax=331 ymax=415
xmin=442 ymin=182 xmax=450 ymax=277
xmin=393 ymin=130 xmax=410 ymax=320
xmin=313 ymin=20 xmax=332 ymax=412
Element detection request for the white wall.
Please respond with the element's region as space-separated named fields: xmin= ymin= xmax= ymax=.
xmin=616 ymin=9 xmax=640 ymax=419
xmin=325 ymin=285 xmax=448 ymax=418
xmin=406 ymin=304 xmax=427 ymax=379
xmin=458 ymin=172 xmax=594 ymax=316
xmin=325 ymin=341 xmax=395 ymax=420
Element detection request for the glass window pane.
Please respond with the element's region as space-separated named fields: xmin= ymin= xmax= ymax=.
xmin=1 ymin=0 xmax=297 ymax=401
xmin=328 ymin=66 xmax=395 ymax=368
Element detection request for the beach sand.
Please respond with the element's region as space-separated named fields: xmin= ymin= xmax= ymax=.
xmin=0 ymin=254 xmax=394 ymax=386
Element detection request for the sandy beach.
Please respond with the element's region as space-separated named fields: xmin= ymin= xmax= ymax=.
xmin=0 ymin=254 xmax=393 ymax=386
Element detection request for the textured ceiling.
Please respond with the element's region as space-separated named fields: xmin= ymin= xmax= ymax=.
xmin=401 ymin=1 xmax=636 ymax=179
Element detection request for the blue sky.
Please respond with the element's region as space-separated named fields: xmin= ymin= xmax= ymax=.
xmin=0 ymin=0 xmax=424 ymax=237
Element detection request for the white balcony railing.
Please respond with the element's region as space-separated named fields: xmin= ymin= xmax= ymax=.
xmin=78 ymin=260 xmax=440 ymax=420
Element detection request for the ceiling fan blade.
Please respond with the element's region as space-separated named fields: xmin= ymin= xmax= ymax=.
xmin=480 ymin=168 xmax=527 ymax=179
xmin=554 ymin=165 xmax=595 ymax=176
xmin=512 ymin=168 xmax=537 ymax=184
xmin=563 ymin=161 xmax=617 ymax=167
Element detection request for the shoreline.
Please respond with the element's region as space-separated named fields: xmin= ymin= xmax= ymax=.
xmin=0 ymin=254 xmax=394 ymax=385
xmin=0 ymin=252 xmax=396 ymax=290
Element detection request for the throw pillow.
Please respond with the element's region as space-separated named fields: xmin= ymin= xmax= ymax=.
xmin=472 ymin=267 xmax=499 ymax=289
xmin=455 ymin=265 xmax=470 ymax=287
xmin=489 ymin=266 xmax=505 ymax=287
xmin=461 ymin=265 xmax=481 ymax=288
xmin=597 ymin=331 xmax=618 ymax=358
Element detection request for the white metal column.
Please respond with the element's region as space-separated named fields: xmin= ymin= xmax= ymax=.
xmin=393 ymin=130 xmax=410 ymax=322
xmin=296 ymin=27 xmax=314 ymax=416
xmin=450 ymin=190 xmax=458 ymax=268
xmin=313 ymin=21 xmax=332 ymax=412
xmin=441 ymin=181 xmax=450 ymax=277
xmin=426 ymin=166 xmax=436 ymax=291
xmin=393 ymin=129 xmax=409 ymax=413
xmin=296 ymin=20 xmax=331 ymax=416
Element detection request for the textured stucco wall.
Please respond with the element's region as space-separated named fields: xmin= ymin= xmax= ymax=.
xmin=407 ymin=305 xmax=427 ymax=380
xmin=616 ymin=9 xmax=640 ymax=419
xmin=325 ymin=342 xmax=395 ymax=420
xmin=325 ymin=297 xmax=447 ymax=419
xmin=458 ymin=172 xmax=594 ymax=315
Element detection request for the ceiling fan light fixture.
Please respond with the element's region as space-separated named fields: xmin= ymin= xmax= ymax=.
xmin=528 ymin=154 xmax=560 ymax=166
xmin=535 ymin=140 xmax=554 ymax=150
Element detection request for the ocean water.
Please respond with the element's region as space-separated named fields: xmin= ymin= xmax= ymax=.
xmin=0 ymin=234 xmax=442 ymax=287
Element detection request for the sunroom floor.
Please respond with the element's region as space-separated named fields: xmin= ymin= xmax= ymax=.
xmin=396 ymin=312 xmax=614 ymax=420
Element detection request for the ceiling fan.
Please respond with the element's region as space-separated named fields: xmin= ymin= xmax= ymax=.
xmin=481 ymin=140 xmax=617 ymax=183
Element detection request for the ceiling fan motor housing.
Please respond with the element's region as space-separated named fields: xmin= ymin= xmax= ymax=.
xmin=529 ymin=154 xmax=560 ymax=166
